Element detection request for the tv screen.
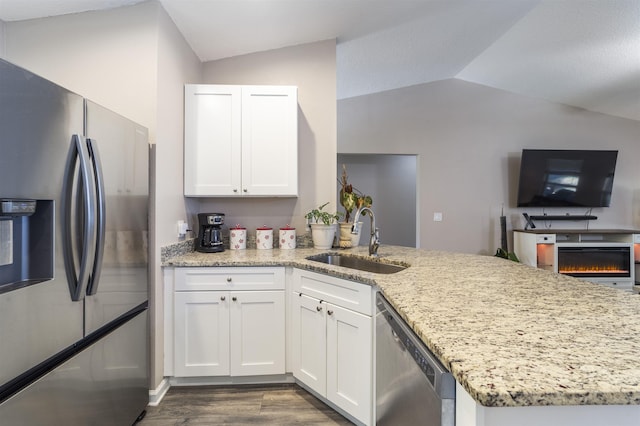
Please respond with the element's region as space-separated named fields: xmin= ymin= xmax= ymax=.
xmin=516 ymin=149 xmax=618 ymax=208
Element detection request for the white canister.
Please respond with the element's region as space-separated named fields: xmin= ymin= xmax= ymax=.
xmin=256 ymin=226 xmax=273 ymax=249
xmin=279 ymin=225 xmax=296 ymax=249
xmin=229 ymin=225 xmax=246 ymax=250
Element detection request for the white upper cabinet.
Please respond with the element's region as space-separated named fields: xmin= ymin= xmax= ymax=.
xmin=184 ymin=85 xmax=241 ymax=197
xmin=184 ymin=84 xmax=298 ymax=197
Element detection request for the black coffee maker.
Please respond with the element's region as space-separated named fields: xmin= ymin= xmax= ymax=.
xmin=195 ymin=213 xmax=225 ymax=253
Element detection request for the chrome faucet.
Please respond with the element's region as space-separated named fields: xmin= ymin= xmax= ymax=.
xmin=351 ymin=207 xmax=379 ymax=257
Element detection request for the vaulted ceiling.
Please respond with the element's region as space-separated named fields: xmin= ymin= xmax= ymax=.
xmin=1 ymin=0 xmax=638 ymax=120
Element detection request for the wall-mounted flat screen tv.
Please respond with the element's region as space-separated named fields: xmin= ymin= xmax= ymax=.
xmin=516 ymin=149 xmax=618 ymax=208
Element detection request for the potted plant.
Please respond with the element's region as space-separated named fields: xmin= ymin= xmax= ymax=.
xmin=305 ymin=202 xmax=341 ymax=249
xmin=338 ymin=164 xmax=373 ymax=247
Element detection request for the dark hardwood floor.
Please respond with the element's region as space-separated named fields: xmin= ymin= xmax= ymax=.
xmin=138 ymin=383 xmax=354 ymax=425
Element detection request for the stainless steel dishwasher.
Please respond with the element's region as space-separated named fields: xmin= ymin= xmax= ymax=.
xmin=376 ymin=293 xmax=456 ymax=425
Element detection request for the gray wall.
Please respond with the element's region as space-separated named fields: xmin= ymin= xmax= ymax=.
xmin=338 ymin=78 xmax=640 ymax=255
xmin=337 ymin=154 xmax=417 ymax=247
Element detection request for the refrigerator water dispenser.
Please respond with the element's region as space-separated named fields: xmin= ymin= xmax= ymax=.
xmin=0 ymin=199 xmax=54 ymax=293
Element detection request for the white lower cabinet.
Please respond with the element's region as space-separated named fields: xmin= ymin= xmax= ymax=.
xmin=291 ymin=269 xmax=373 ymax=426
xmin=174 ymin=291 xmax=230 ymax=377
xmin=172 ymin=267 xmax=285 ymax=378
xmin=166 ymin=266 xmax=373 ymax=424
xmin=229 ymin=290 xmax=285 ymax=376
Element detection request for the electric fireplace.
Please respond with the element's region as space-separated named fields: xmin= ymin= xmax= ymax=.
xmin=514 ymin=230 xmax=639 ymax=292
xmin=557 ymin=245 xmax=632 ymax=279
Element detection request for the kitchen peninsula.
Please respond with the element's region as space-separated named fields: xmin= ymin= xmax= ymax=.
xmin=162 ymin=243 xmax=640 ymax=426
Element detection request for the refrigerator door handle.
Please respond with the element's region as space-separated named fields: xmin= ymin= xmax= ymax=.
xmin=86 ymin=138 xmax=105 ymax=296
xmin=62 ymin=134 xmax=97 ymax=301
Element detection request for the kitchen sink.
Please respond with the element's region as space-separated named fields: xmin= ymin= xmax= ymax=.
xmin=306 ymin=253 xmax=407 ymax=274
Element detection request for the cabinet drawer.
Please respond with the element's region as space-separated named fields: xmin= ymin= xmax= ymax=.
xmin=175 ymin=267 xmax=284 ymax=291
xmin=536 ymin=234 xmax=556 ymax=244
xmin=292 ymin=269 xmax=373 ymax=316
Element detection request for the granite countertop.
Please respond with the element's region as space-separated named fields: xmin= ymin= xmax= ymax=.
xmin=162 ymin=242 xmax=640 ymax=408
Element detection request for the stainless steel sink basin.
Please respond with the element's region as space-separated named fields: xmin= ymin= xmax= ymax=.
xmin=306 ymin=253 xmax=407 ymax=274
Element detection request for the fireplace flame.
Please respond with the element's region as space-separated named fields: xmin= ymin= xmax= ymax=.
xmin=559 ymin=264 xmax=628 ymax=274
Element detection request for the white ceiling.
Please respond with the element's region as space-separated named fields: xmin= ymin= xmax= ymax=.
xmin=0 ymin=0 xmax=638 ymax=121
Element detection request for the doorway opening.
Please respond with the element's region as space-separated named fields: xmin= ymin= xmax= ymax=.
xmin=337 ymin=154 xmax=418 ymax=248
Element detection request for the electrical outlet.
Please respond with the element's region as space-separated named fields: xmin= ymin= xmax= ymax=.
xmin=177 ymin=220 xmax=189 ymax=238
xmin=433 ymin=212 xmax=443 ymax=222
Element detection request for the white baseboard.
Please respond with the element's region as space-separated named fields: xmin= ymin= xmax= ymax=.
xmin=148 ymin=374 xmax=297 ymax=406
xmin=169 ymin=373 xmax=295 ymax=387
xmin=148 ymin=378 xmax=171 ymax=406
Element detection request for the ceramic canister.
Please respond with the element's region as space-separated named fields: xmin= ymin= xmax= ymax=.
xmin=229 ymin=225 xmax=246 ymax=250
xmin=279 ymin=225 xmax=296 ymax=249
xmin=256 ymin=226 xmax=273 ymax=249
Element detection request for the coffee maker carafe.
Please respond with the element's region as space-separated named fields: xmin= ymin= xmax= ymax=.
xmin=196 ymin=213 xmax=225 ymax=253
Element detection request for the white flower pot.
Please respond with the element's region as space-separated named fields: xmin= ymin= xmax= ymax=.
xmin=310 ymin=223 xmax=336 ymax=249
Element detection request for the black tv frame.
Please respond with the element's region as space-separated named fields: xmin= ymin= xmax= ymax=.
xmin=516 ymin=149 xmax=618 ymax=209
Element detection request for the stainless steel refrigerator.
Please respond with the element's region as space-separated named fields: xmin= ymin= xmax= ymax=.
xmin=0 ymin=58 xmax=149 ymax=424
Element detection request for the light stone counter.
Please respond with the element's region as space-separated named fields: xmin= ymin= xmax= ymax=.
xmin=162 ymin=243 xmax=640 ymax=408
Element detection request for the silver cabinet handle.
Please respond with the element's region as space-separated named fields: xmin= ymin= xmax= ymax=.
xmin=327 ymin=310 xmax=334 ymax=316
xmin=316 ymin=306 xmax=322 ymax=312
xmin=232 ymin=296 xmax=237 ymax=302
xmin=243 ymin=189 xmax=248 ymax=193
xmin=226 ymin=277 xmax=232 ymax=282
xmin=233 ymin=189 xmax=238 ymax=193
xmin=221 ymin=296 xmax=226 ymax=301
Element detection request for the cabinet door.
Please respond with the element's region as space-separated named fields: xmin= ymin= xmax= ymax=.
xmin=326 ymin=303 xmax=373 ymax=425
xmin=229 ymin=290 xmax=285 ymax=376
xmin=241 ymin=86 xmax=298 ymax=196
xmin=291 ymin=293 xmax=326 ymax=396
xmin=184 ymin=84 xmax=241 ymax=196
xmin=174 ymin=291 xmax=230 ymax=377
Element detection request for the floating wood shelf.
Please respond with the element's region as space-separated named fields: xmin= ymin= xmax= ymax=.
xmin=522 ymin=213 xmax=597 ymax=229
xmin=528 ymin=215 xmax=598 ymax=221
